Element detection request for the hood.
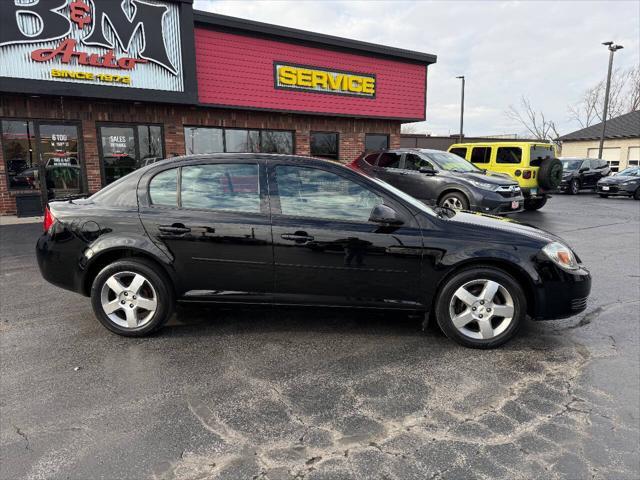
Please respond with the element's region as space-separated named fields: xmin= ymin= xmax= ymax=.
xmin=442 ymin=170 xmax=518 ymax=186
xmin=445 ymin=210 xmax=563 ymax=245
xmin=598 ymin=175 xmax=636 ymax=184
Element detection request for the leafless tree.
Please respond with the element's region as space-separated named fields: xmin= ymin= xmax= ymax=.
xmin=568 ymin=65 xmax=640 ymax=128
xmin=506 ymin=96 xmax=560 ymax=143
xmin=401 ymin=123 xmax=427 ymax=134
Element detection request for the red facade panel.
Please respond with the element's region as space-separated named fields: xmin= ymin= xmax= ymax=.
xmin=195 ymin=28 xmax=427 ymax=121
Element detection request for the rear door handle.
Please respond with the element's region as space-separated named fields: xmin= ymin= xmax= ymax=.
xmin=281 ymin=233 xmax=314 ymax=243
xmin=159 ymin=225 xmax=191 ymax=234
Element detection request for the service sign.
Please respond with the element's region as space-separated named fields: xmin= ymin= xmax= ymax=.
xmin=0 ymin=0 xmax=195 ymax=100
xmin=275 ymin=63 xmax=376 ymax=98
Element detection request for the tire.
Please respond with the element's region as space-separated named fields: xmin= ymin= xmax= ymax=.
xmin=434 ymin=267 xmax=526 ymax=349
xmin=439 ymin=191 xmax=469 ymax=211
xmin=538 ymin=158 xmax=563 ymax=190
xmin=599 ymin=194 xmax=609 ymax=198
xmin=523 ymin=197 xmax=548 ymax=211
xmin=90 ymin=258 xmax=174 ymax=336
xmin=568 ymin=179 xmax=580 ymax=195
xmin=634 ymin=188 xmax=640 ymax=200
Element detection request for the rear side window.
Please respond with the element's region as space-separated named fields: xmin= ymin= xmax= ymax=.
xmin=496 ymin=147 xmax=522 ymax=164
xmin=470 ymin=147 xmax=491 ymax=164
xmin=363 ymin=153 xmax=379 ymax=165
xmin=275 ymin=166 xmax=382 ymax=222
xmin=449 ymin=147 xmax=467 ymax=158
xmin=181 ymin=163 xmax=260 ymax=213
xmin=377 ymin=152 xmax=402 ymax=168
xmin=149 ymin=169 xmax=178 ymax=207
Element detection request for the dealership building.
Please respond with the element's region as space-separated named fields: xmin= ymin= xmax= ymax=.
xmin=0 ymin=0 xmax=436 ymax=216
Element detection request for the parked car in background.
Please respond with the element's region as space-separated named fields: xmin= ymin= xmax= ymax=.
xmin=36 ymin=154 xmax=591 ymax=349
xmin=350 ymin=149 xmax=524 ymax=214
xmin=597 ymin=166 xmax=640 ymax=199
xmin=448 ymin=142 xmax=563 ymax=211
xmin=558 ymin=158 xmax=611 ymax=194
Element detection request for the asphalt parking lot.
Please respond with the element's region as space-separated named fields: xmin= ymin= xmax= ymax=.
xmin=1 ymin=193 xmax=639 ymax=480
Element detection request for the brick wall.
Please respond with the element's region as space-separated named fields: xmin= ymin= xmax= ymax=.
xmin=0 ymin=95 xmax=401 ymax=215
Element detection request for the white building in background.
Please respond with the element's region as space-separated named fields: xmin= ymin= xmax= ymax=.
xmin=559 ymin=110 xmax=640 ymax=172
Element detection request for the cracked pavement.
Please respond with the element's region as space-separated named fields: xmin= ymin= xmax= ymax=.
xmin=1 ymin=194 xmax=639 ymax=479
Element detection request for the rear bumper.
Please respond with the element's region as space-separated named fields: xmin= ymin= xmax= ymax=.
xmin=36 ymin=232 xmax=85 ymax=294
xmin=532 ymin=262 xmax=592 ymax=320
xmin=520 ymin=187 xmax=548 ymax=199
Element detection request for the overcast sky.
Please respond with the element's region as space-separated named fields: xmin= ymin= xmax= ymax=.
xmin=193 ymin=0 xmax=639 ymax=137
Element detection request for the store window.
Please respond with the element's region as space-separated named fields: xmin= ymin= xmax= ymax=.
xmin=98 ymin=124 xmax=164 ymax=185
xmin=310 ymin=132 xmax=339 ymax=159
xmin=184 ymin=127 xmax=294 ymax=155
xmin=365 ymin=133 xmax=389 ymax=151
xmin=1 ymin=120 xmax=36 ymax=190
xmin=39 ymin=123 xmax=81 ymax=193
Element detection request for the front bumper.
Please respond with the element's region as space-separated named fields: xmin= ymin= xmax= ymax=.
xmin=532 ymin=260 xmax=592 ymax=320
xmin=471 ymin=192 xmax=525 ymax=215
xmin=597 ymin=183 xmax=635 ymax=195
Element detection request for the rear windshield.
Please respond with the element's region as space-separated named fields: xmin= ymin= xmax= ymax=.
xmin=530 ymin=145 xmax=555 ymax=166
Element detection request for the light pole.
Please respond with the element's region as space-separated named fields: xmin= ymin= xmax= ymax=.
xmin=456 ymin=76 xmax=465 ymax=143
xmin=598 ymin=42 xmax=623 ymax=159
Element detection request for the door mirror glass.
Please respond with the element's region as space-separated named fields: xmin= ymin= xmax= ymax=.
xmin=369 ymin=204 xmax=404 ymax=225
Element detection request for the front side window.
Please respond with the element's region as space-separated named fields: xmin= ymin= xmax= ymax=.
xmin=181 ymin=163 xmax=260 ymax=213
xmin=377 ymin=152 xmax=402 ymax=168
xmin=2 ymin=120 xmax=36 ymax=190
xmin=275 ymin=166 xmax=382 ymax=222
xmin=184 ymin=127 xmax=223 ymax=155
xmin=496 ymin=147 xmax=522 ymax=164
xmin=470 ymin=147 xmax=491 ymax=164
xmin=311 ymin=132 xmax=339 ymax=159
xmin=449 ymin=147 xmax=467 ymax=159
xmin=405 ymin=153 xmax=434 ymax=171
xmin=365 ymin=134 xmax=389 ymax=151
xmin=149 ymin=169 xmax=178 ymax=207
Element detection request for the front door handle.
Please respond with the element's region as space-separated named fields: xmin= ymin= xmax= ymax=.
xmin=281 ymin=232 xmax=314 ymax=243
xmin=159 ymin=224 xmax=191 ymax=235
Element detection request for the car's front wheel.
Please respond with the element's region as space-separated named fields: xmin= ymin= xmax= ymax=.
xmin=435 ymin=267 xmax=526 ymax=348
xmin=569 ymin=179 xmax=580 ymax=195
xmin=90 ymin=259 xmax=174 ymax=336
xmin=599 ymin=193 xmax=609 ymax=198
xmin=439 ymin=191 xmax=469 ymax=211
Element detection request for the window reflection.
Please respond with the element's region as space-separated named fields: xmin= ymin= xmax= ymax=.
xmin=2 ymin=120 xmax=37 ymax=190
xmin=276 ymin=166 xmax=381 ymax=222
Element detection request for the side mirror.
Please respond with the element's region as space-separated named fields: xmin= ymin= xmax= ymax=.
xmin=369 ymin=204 xmax=404 ymax=226
xmin=419 ymin=166 xmax=436 ymax=175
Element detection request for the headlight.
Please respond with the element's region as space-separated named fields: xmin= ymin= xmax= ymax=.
xmin=542 ymin=242 xmax=579 ymax=271
xmin=621 ymin=180 xmax=636 ymax=185
xmin=467 ymin=179 xmax=499 ymax=191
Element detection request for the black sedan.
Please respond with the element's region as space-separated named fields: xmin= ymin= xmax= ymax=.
xmin=36 ymin=154 xmax=591 ymax=348
xmin=558 ymin=158 xmax=611 ymax=194
xmin=350 ymin=149 xmax=524 ymax=214
xmin=597 ymin=166 xmax=640 ymax=199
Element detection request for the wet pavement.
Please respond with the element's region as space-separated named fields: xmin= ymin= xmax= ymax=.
xmin=1 ymin=193 xmax=638 ymax=480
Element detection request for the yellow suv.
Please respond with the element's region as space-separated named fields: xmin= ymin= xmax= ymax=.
xmin=447 ymin=142 xmax=562 ymax=210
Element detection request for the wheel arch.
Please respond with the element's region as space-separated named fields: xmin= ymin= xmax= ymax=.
xmin=432 ymin=258 xmax=539 ymax=318
xmin=82 ymin=248 xmax=177 ymax=297
xmin=437 ymin=188 xmax=471 ymax=206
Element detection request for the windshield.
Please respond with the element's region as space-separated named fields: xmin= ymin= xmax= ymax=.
xmin=617 ymin=167 xmax=639 ymax=176
xmin=421 ymin=151 xmax=480 ymax=172
xmin=561 ymin=159 xmax=584 ymax=171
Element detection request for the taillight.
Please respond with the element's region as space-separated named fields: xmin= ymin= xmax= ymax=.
xmin=43 ymin=206 xmax=56 ymax=232
xmin=522 ymin=170 xmax=532 ymax=179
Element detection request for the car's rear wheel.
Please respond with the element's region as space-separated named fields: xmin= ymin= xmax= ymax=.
xmin=634 ymin=187 xmax=640 ymax=200
xmin=91 ymin=259 xmax=174 ymax=336
xmin=523 ymin=197 xmax=547 ymax=210
xmin=439 ymin=191 xmax=469 ymax=211
xmin=435 ymin=267 xmax=526 ymax=349
xmin=569 ymin=179 xmax=580 ymax=195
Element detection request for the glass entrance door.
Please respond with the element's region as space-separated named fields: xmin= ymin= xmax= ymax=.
xmin=37 ymin=123 xmax=83 ymax=200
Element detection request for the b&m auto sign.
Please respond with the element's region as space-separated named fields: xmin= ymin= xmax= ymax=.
xmin=0 ymin=0 xmax=196 ymax=101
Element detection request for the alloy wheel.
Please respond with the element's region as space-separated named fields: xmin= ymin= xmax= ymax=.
xmin=100 ymin=271 xmax=158 ymax=329
xmin=442 ymin=196 xmax=464 ymax=210
xmin=448 ymin=279 xmax=515 ymax=340
xmin=571 ymin=180 xmax=579 ymax=194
